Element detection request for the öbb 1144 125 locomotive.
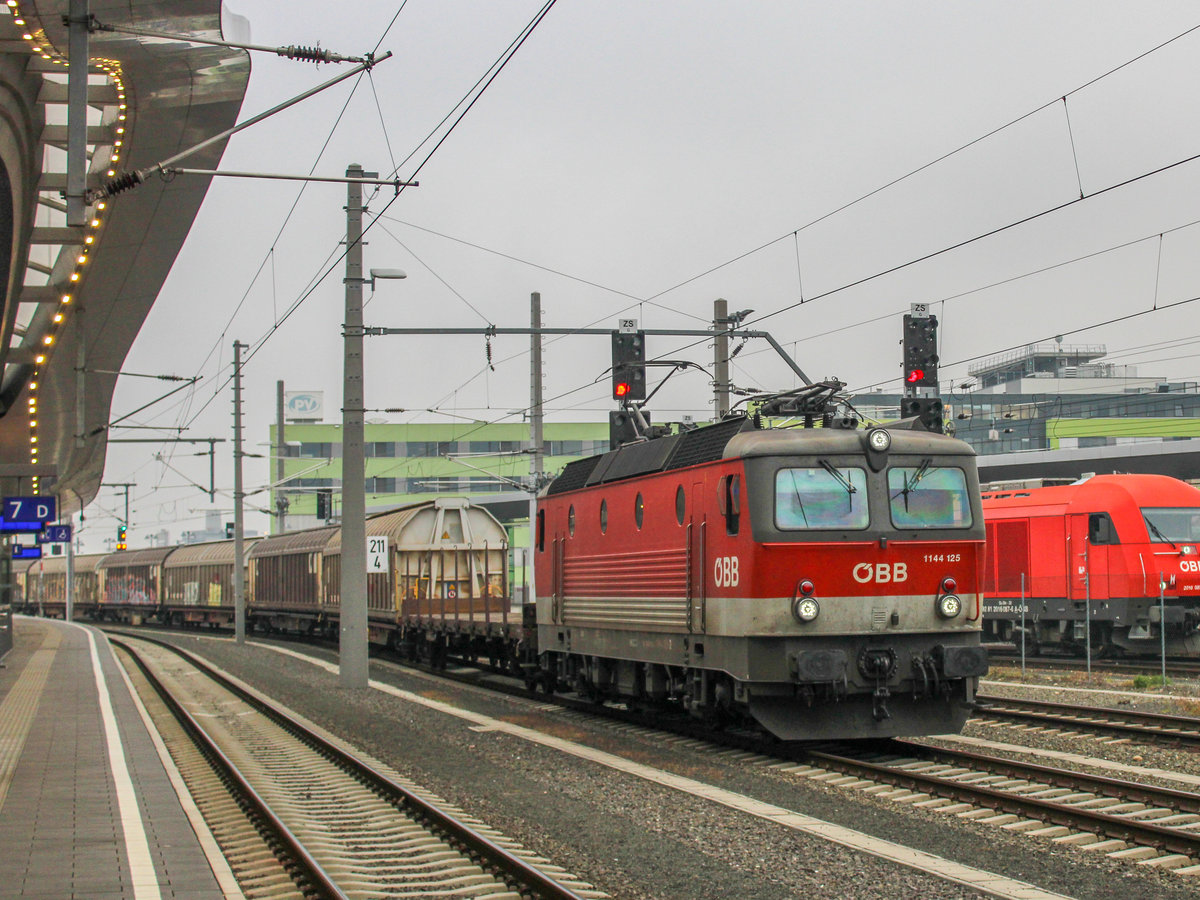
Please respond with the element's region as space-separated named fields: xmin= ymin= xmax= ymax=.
xmin=535 ymin=384 xmax=989 ymax=740
xmin=20 ymin=384 xmax=988 ymax=742
xmin=981 ymin=473 xmax=1200 ymax=656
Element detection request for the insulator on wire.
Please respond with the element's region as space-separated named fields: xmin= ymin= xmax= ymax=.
xmin=486 ymin=335 xmax=494 ymax=371
xmin=99 ymin=170 xmax=143 ymax=197
xmin=282 ymin=44 xmax=333 ymax=64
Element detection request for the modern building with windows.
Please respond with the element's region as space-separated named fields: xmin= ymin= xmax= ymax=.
xmin=268 ymin=421 xmax=610 ymax=533
xmin=855 ymin=343 xmax=1200 ymax=460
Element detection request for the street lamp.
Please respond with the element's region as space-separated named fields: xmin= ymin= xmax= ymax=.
xmin=340 ymin=161 xmax=406 ymax=688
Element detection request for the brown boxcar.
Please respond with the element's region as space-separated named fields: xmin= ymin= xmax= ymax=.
xmin=162 ymin=538 xmax=259 ymax=627
xmin=98 ymin=547 xmax=176 ymax=622
xmin=248 ymin=526 xmax=339 ymax=632
xmin=21 ymin=552 xmax=106 ymax=617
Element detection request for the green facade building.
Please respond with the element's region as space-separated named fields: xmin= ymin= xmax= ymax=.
xmin=267 ymin=420 xmax=610 ymax=533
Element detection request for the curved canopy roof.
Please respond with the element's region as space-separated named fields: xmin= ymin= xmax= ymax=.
xmin=0 ymin=1 xmax=249 ymax=512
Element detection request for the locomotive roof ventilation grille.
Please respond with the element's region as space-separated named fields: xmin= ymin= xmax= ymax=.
xmin=663 ymin=415 xmax=755 ymax=471
xmin=545 ymin=453 xmax=604 ymax=495
xmin=547 ymin=415 xmax=756 ymax=494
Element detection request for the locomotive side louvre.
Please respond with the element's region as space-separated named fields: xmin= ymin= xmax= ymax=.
xmin=537 ymin=419 xmax=988 ymax=741
xmin=982 ymin=474 xmax=1200 ymax=655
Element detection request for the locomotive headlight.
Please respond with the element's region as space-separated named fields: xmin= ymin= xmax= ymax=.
xmin=937 ymin=594 xmax=963 ymax=619
xmin=793 ymin=596 xmax=820 ymax=623
xmin=867 ymin=429 xmax=891 ymax=452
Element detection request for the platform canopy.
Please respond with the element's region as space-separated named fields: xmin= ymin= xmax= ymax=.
xmin=0 ymin=0 xmax=249 ymax=512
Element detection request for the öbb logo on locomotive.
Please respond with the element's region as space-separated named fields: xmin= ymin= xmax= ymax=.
xmin=713 ymin=555 xmax=739 ymax=587
xmin=851 ymin=562 xmax=908 ymax=584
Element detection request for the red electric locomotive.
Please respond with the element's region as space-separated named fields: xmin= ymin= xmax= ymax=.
xmin=535 ymin=389 xmax=988 ymax=741
xmin=981 ymin=474 xmax=1200 ymax=656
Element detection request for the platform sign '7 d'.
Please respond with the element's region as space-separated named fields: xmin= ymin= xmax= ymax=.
xmin=3 ymin=496 xmax=56 ymax=523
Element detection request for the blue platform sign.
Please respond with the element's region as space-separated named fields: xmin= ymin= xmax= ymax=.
xmin=3 ymin=496 xmax=56 ymax=523
xmin=37 ymin=524 xmax=71 ymax=544
xmin=12 ymin=544 xmax=42 ymax=560
xmin=0 ymin=521 xmax=47 ymax=534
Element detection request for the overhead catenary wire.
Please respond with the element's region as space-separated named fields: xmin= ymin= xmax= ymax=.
xmin=105 ymin=10 xmax=1200 ymax=542
xmin=178 ymin=0 xmax=561 ymax=433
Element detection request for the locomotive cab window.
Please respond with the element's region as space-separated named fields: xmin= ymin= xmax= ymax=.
xmin=1088 ymin=512 xmax=1118 ymax=545
xmin=536 ymin=509 xmax=545 ymax=552
xmin=887 ymin=463 xmax=972 ymax=529
xmin=775 ymin=465 xmax=868 ymax=530
xmin=718 ymin=474 xmax=741 ymax=535
xmin=1142 ymin=507 xmax=1200 ymax=543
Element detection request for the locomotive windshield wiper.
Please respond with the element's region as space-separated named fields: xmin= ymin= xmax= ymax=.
xmin=891 ymin=458 xmax=933 ymax=510
xmin=1144 ymin=514 xmax=1178 ymax=548
xmin=787 ymin=470 xmax=810 ymax=526
xmin=819 ymin=460 xmax=856 ymax=510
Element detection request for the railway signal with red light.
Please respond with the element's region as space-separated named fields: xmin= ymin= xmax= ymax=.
xmin=611 ymin=329 xmax=647 ymax=401
xmin=902 ymin=313 xmax=938 ymax=388
xmin=116 ymin=523 xmax=127 ymax=551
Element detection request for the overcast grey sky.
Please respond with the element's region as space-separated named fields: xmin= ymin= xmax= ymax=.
xmin=87 ymin=1 xmax=1200 ymax=548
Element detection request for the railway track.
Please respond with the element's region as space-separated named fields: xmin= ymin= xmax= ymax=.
xmin=111 ymin=634 xmax=604 ymax=900
xmin=798 ymin=740 xmax=1200 ymax=866
xmin=987 ymin=652 xmax=1200 ymax=679
xmin=391 ymin=654 xmax=1200 ymax=870
xmin=973 ymin=694 xmax=1200 ymax=749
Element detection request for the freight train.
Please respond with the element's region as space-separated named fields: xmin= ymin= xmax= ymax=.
xmin=981 ymin=474 xmax=1200 ymax=656
xmin=17 ymin=389 xmax=990 ymax=741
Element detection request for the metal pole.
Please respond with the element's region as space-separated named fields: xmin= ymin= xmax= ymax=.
xmin=65 ymin=521 xmax=75 ymax=622
xmin=714 ymin=298 xmax=730 ymax=419
xmin=276 ymin=380 xmax=287 ymax=533
xmin=65 ymin=0 xmax=89 ymax=226
xmin=528 ymin=292 xmax=543 ymax=609
xmin=1160 ymin=576 xmax=1167 ymax=685
xmin=1020 ymin=571 xmax=1026 ymax=677
xmin=1084 ymin=542 xmax=1091 ymax=676
xmin=232 ymin=340 xmax=248 ymax=644
xmin=340 ymin=163 xmax=371 ymax=688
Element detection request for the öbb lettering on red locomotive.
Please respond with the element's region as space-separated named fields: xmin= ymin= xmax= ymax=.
xmin=713 ymin=555 xmax=739 ymax=587
xmin=852 ymin=561 xmax=908 ymax=584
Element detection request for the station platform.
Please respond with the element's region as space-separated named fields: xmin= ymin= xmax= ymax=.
xmin=0 ymin=617 xmax=241 ymax=899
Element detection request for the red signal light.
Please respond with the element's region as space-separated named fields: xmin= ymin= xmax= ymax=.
xmin=905 ymin=368 xmax=924 ymax=384
xmin=614 ymin=381 xmax=631 ymax=398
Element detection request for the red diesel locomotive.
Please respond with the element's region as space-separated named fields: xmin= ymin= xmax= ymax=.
xmin=981 ymin=474 xmax=1200 ymax=656
xmin=535 ymin=408 xmax=988 ymax=741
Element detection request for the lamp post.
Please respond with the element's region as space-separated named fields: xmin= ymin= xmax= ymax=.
xmin=341 ymin=162 xmax=406 ymax=688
